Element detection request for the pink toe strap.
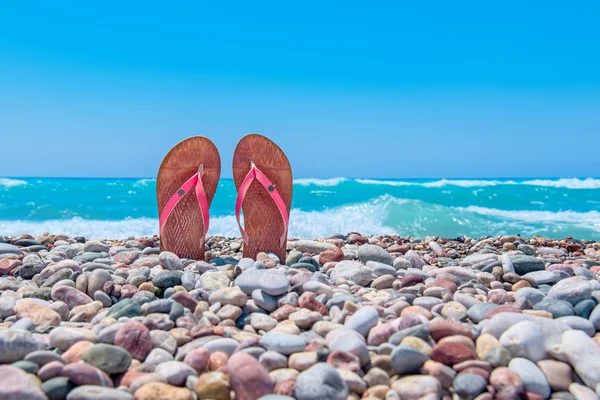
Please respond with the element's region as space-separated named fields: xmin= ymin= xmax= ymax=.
xmin=235 ymin=161 xmax=289 ymax=247
xmin=159 ymin=164 xmax=210 ymax=244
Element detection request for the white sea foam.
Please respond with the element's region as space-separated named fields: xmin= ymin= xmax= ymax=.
xmin=354 ymin=179 xmax=416 ymax=186
xmin=293 ymin=178 xmax=348 ymax=187
xmin=0 ymin=217 xmax=159 ymax=239
xmin=133 ymin=178 xmax=156 ymax=187
xmin=2 ymin=196 xmax=599 ymax=239
xmin=310 ymin=190 xmax=335 ymax=195
xmin=460 ymin=206 xmax=600 ymax=227
xmin=0 ymin=178 xmax=28 ymax=188
xmin=0 ymin=197 xmax=397 ymax=238
xmin=521 ymin=178 xmax=600 ymax=189
xmin=0 ymin=209 xmax=393 ymax=239
xmin=333 ymin=177 xmax=600 ymax=190
xmin=421 ymin=179 xmax=518 ymax=188
xmin=356 ymin=179 xmax=519 ymax=187
xmin=223 ymin=197 xmax=600 ymax=238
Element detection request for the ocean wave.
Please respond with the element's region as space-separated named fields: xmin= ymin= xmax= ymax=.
xmin=355 ymin=179 xmax=416 ymax=186
xmin=0 ymin=178 xmax=28 ymax=188
xmin=355 ymin=179 xmax=519 ymax=188
xmin=521 ymin=178 xmax=600 ymax=189
xmin=211 ymin=199 xmax=396 ymax=238
xmin=310 ymin=190 xmax=335 ymax=195
xmin=2 ymin=195 xmax=599 ymax=239
xmin=0 ymin=217 xmax=158 ymax=239
xmin=133 ymin=178 xmax=156 ymax=187
xmin=460 ymin=206 xmax=600 ymax=226
xmin=0 ymin=209 xmax=393 ymax=239
xmin=325 ymin=177 xmax=600 ymax=190
xmin=421 ymin=179 xmax=518 ymax=188
xmin=293 ymin=178 xmax=348 ymax=187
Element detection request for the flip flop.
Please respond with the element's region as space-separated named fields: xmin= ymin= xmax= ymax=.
xmin=156 ymin=136 xmax=221 ymax=260
xmin=232 ymin=134 xmax=293 ymax=261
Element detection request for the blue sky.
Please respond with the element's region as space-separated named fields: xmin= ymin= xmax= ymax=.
xmin=1 ymin=1 xmax=599 ymax=179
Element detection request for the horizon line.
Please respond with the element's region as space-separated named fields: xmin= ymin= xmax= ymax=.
xmin=3 ymin=176 xmax=600 ymax=181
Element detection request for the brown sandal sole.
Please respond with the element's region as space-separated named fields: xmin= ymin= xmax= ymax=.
xmin=232 ymin=134 xmax=293 ymax=261
xmin=156 ymin=136 xmax=221 ymax=260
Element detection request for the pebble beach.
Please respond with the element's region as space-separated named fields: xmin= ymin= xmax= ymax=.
xmin=1 ymin=232 xmax=600 ymax=400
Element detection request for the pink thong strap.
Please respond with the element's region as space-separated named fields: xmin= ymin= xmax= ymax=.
xmin=159 ymin=164 xmax=210 ymax=244
xmin=235 ymin=161 xmax=289 ymax=247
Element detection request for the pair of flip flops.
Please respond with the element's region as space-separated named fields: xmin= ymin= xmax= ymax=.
xmin=156 ymin=134 xmax=292 ymax=261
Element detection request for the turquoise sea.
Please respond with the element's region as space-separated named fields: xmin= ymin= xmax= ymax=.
xmin=0 ymin=177 xmax=599 ymax=240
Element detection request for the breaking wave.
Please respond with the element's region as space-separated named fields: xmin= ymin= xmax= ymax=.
xmin=2 ymin=195 xmax=599 ymax=240
xmin=0 ymin=178 xmax=28 ymax=188
xmin=520 ymin=178 xmax=600 ymax=189
xmin=354 ymin=178 xmax=598 ymax=189
xmin=293 ymin=178 xmax=348 ymax=187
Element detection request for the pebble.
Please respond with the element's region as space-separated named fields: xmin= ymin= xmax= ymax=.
xmin=200 ymin=271 xmax=230 ymax=291
xmin=289 ymin=240 xmax=336 ymax=253
xmin=534 ymin=299 xmax=576 ymax=318
xmin=51 ymin=285 xmax=93 ymax=308
xmin=228 ymin=352 xmax=274 ymax=400
xmin=0 ymin=330 xmax=46 ymax=363
xmin=84 ymin=240 xmax=110 ymax=253
xmin=235 ymin=269 xmax=267 ymax=294
xmin=390 ymin=345 xmax=429 ymax=374
xmin=330 ymin=261 xmax=372 ymax=286
xmin=294 ymin=363 xmax=349 ymax=400
xmin=14 ymin=300 xmax=61 ymax=329
xmin=357 ymin=244 xmax=393 ymax=266
xmin=43 ymin=376 xmax=75 ymax=400
xmin=153 ymin=271 xmax=183 ymax=288
xmin=556 ymin=316 xmax=595 ymax=336
xmin=537 ymin=360 xmax=573 ymax=392
xmin=66 ymin=386 xmax=134 ymax=400
xmin=0 ymin=243 xmax=23 ymax=255
xmin=490 ymin=366 xmax=523 ymax=392
xmin=209 ymin=286 xmax=247 ymax=307
xmin=511 ymin=255 xmax=545 ymax=275
xmin=251 ymin=289 xmax=279 ymax=311
xmin=508 ymin=358 xmax=551 ymax=399
xmin=81 ymin=343 xmax=132 ymax=374
xmin=155 ymin=361 xmax=197 ymax=386
xmin=194 ymin=371 xmax=230 ymax=400
xmin=0 ymin=233 xmax=598 ymax=399
xmin=559 ymin=330 xmax=600 ymax=388
xmin=404 ymin=250 xmax=426 ymax=269
xmin=568 ymin=382 xmax=597 ymax=400
xmin=135 ymin=382 xmax=194 ymax=400
xmin=25 ymin=350 xmax=65 ymax=366
xmin=0 ymin=365 xmax=46 ymax=399
xmin=203 ymin=338 xmax=239 ymax=355
xmin=107 ymin=298 xmax=142 ymax=319
xmin=371 ymin=274 xmax=394 ymax=289
xmin=158 ymin=251 xmax=184 ymax=271
xmin=391 ymin=375 xmax=442 ymax=400
xmin=319 ymin=247 xmax=344 ymax=264
xmin=453 ymin=373 xmax=487 ymax=398
xmin=547 ymin=277 xmax=592 ymax=305
xmin=261 ymin=332 xmax=307 ymax=355
xmin=344 ymin=306 xmax=379 ymax=337
xmin=259 ymin=270 xmax=290 ymax=296
xmin=431 ymin=340 xmax=476 ymax=365
xmin=114 ymin=321 xmax=152 ymax=361
xmin=62 ymin=361 xmax=113 ymax=387
xmin=499 ymin=320 xmax=547 ymax=362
